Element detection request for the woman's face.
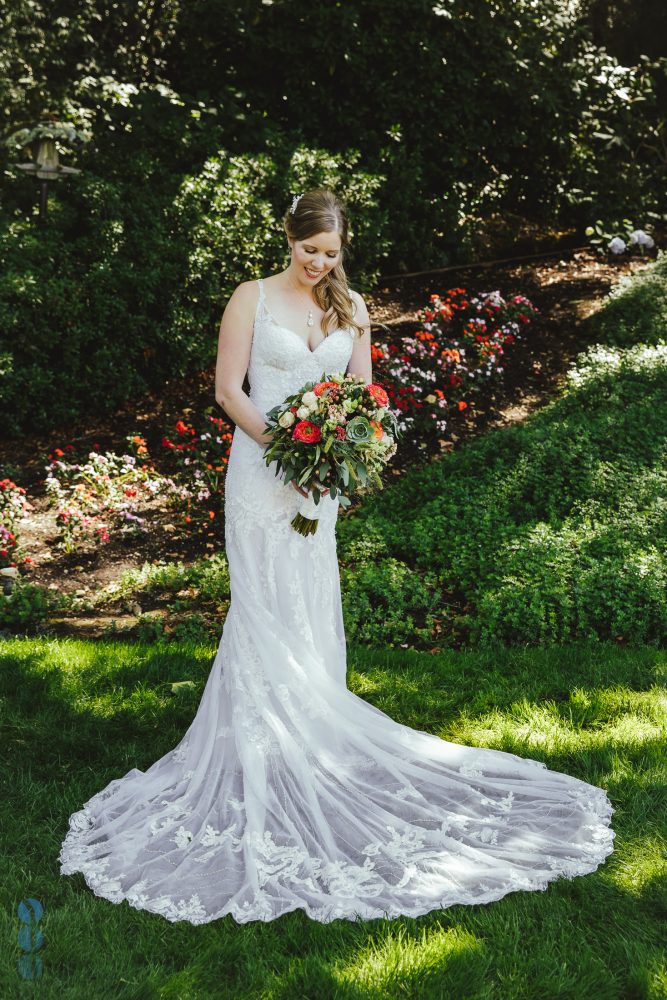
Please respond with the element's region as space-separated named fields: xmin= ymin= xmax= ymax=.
xmin=288 ymin=230 xmax=342 ymax=286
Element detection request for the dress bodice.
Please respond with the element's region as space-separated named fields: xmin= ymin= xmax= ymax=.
xmin=247 ymin=278 xmax=356 ymax=414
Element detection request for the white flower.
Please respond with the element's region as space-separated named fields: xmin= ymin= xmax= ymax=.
xmin=608 ymin=236 xmax=626 ymax=254
xmin=301 ymin=390 xmax=317 ymax=408
xmin=296 ymin=404 xmax=311 ymax=419
xmin=629 ymin=229 xmax=654 ymax=248
xmin=278 ymin=410 xmax=295 ymax=428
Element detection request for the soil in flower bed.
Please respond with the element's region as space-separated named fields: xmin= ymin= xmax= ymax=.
xmin=0 ymin=248 xmax=655 ymax=637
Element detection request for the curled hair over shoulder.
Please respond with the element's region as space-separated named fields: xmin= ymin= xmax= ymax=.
xmin=283 ymin=187 xmax=367 ymax=340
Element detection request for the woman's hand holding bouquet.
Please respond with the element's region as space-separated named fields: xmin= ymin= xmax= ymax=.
xmin=262 ymin=372 xmax=400 ymax=535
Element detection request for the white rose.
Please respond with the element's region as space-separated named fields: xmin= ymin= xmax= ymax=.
xmin=301 ymin=390 xmax=317 ymax=408
xmin=296 ymin=405 xmax=311 ymax=419
xmin=278 ymin=410 xmax=295 ymax=428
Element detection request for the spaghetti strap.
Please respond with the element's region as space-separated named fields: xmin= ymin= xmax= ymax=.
xmin=257 ymin=277 xmax=265 ymax=304
xmin=254 ymin=277 xmax=266 ymax=324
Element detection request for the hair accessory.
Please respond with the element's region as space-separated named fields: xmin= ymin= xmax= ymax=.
xmin=289 ymin=193 xmax=303 ymax=215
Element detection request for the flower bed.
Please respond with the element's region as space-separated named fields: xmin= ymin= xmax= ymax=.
xmin=373 ymin=286 xmax=538 ymax=446
xmin=0 ymin=477 xmax=33 ymax=573
xmin=44 ymin=438 xmax=179 ymax=554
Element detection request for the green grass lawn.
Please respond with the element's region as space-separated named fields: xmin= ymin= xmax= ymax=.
xmin=1 ymin=636 xmax=665 ymax=999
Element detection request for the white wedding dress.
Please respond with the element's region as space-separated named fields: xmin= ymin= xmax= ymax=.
xmin=59 ymin=277 xmax=615 ymax=924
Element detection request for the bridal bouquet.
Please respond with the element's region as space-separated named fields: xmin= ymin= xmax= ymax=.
xmin=262 ymin=372 xmax=400 ymax=535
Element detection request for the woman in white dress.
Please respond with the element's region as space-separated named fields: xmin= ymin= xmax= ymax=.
xmin=59 ymin=187 xmax=615 ymax=924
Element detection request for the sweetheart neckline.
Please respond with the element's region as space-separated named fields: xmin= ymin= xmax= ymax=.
xmin=259 ymin=300 xmax=349 ymax=356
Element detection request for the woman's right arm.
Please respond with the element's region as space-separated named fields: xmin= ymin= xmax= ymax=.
xmin=215 ymin=282 xmax=273 ymax=448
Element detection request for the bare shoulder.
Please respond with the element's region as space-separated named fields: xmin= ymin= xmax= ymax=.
xmin=232 ymin=278 xmax=261 ymax=303
xmin=222 ymin=278 xmax=260 ymax=319
xmin=349 ymin=288 xmax=371 ymax=327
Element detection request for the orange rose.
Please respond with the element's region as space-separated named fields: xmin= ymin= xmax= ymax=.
xmin=313 ymin=381 xmax=339 ymax=397
xmin=366 ymin=383 xmax=389 ymax=407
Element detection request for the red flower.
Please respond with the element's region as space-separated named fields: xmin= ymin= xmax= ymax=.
xmin=457 ymin=400 xmax=468 ymax=410
xmin=335 ymin=425 xmax=346 ymax=440
xmin=292 ymin=420 xmax=322 ymax=444
xmin=366 ymin=383 xmax=389 ymax=407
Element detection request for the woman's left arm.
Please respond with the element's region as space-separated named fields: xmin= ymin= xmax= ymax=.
xmin=345 ymin=290 xmax=372 ymax=383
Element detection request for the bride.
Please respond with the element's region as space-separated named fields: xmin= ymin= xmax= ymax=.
xmin=59 ymin=187 xmax=615 ymax=924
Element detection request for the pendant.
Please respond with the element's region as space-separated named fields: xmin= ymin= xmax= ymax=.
xmin=307 ymin=309 xmax=314 ymax=327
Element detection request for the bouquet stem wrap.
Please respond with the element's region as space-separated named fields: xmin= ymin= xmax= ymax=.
xmin=291 ymin=491 xmax=321 ymax=536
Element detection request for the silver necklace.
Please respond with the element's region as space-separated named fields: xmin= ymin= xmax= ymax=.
xmin=286 ymin=273 xmax=317 ymax=327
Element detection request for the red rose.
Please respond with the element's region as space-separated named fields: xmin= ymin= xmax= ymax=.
xmin=292 ymin=420 xmax=322 ymax=444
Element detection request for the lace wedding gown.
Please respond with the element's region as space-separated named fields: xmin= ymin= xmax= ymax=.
xmin=59 ymin=277 xmax=615 ymax=924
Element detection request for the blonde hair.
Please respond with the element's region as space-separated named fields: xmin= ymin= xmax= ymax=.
xmin=282 ymin=187 xmax=366 ymax=340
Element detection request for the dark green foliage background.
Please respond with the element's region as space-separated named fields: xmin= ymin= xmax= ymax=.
xmin=0 ymin=0 xmax=665 ymax=435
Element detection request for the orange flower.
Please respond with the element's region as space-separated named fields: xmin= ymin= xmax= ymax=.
xmin=313 ymin=381 xmax=339 ymax=397
xmin=366 ymin=383 xmax=389 ymax=407
xmin=441 ymin=348 xmax=460 ymax=363
xmin=457 ymin=400 xmax=468 ymax=410
xmin=370 ymin=420 xmax=384 ymax=439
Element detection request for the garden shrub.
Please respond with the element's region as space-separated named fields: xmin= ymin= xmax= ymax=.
xmin=0 ymin=581 xmax=61 ymax=632
xmin=0 ymin=138 xmax=387 ymax=438
xmin=582 ymin=249 xmax=667 ymax=348
xmin=339 ymin=254 xmax=667 ymax=649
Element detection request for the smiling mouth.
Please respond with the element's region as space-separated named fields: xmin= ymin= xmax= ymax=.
xmin=305 ymin=267 xmax=321 ymax=276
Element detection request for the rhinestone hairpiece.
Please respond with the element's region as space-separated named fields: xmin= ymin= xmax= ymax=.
xmin=289 ymin=193 xmax=303 ymax=215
